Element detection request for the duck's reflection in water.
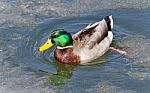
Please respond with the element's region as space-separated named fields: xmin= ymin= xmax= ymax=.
xmin=46 ymin=61 xmax=75 ymax=86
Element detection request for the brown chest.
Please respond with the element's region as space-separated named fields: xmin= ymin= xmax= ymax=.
xmin=54 ymin=48 xmax=80 ymax=64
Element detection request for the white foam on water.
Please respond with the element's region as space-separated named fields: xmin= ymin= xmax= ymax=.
xmin=127 ymin=71 xmax=150 ymax=80
xmin=85 ymin=81 xmax=137 ymax=93
xmin=122 ymin=35 xmax=150 ymax=67
xmin=121 ymin=35 xmax=150 ymax=80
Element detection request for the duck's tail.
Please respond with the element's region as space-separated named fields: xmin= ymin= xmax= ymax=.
xmin=104 ymin=15 xmax=113 ymax=31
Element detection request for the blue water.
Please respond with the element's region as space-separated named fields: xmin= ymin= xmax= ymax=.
xmin=1 ymin=0 xmax=150 ymax=93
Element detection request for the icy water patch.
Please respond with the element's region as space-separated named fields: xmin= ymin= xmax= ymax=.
xmin=86 ymin=81 xmax=137 ymax=93
xmin=120 ymin=36 xmax=150 ymax=81
xmin=122 ymin=36 xmax=150 ymax=67
xmin=1 ymin=0 xmax=150 ymax=27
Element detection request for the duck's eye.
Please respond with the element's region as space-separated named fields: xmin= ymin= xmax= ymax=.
xmin=53 ymin=35 xmax=59 ymax=38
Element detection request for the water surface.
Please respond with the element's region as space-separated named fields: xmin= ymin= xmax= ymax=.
xmin=1 ymin=0 xmax=150 ymax=93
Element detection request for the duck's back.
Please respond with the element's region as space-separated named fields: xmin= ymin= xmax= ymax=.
xmin=72 ymin=16 xmax=113 ymax=64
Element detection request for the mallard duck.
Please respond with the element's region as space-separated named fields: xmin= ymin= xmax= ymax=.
xmin=39 ymin=16 xmax=122 ymax=64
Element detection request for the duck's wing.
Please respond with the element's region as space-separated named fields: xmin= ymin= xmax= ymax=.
xmin=73 ymin=16 xmax=113 ymax=49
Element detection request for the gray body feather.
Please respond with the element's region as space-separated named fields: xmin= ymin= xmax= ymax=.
xmin=72 ymin=16 xmax=113 ymax=64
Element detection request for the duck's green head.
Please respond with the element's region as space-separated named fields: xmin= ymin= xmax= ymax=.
xmin=39 ymin=29 xmax=73 ymax=51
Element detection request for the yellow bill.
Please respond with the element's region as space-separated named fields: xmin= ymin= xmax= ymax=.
xmin=39 ymin=38 xmax=54 ymax=51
